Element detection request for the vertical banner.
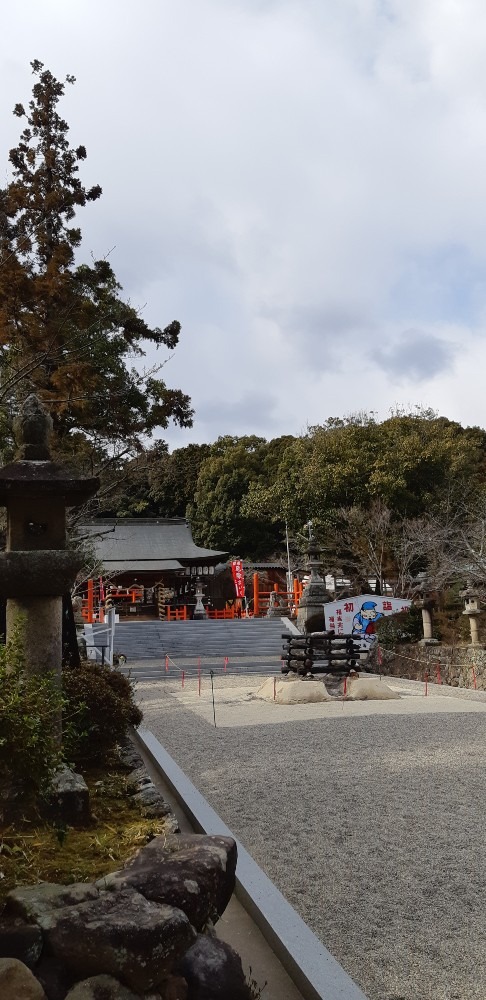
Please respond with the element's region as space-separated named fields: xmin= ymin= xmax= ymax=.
xmin=231 ymin=559 xmax=246 ymax=598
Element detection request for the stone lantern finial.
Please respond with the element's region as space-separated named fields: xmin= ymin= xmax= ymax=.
xmin=14 ymin=394 xmax=53 ymax=461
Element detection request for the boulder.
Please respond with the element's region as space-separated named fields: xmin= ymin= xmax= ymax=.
xmin=258 ymin=677 xmax=331 ymax=704
xmin=99 ymin=835 xmax=237 ymax=930
xmin=64 ymin=973 xmax=143 ymax=999
xmin=131 ymin=786 xmax=172 ymax=815
xmin=163 ymin=975 xmax=189 ymax=999
xmin=34 ymin=953 xmax=75 ymax=1000
xmin=0 ymin=957 xmax=46 ymax=1000
xmin=177 ymin=935 xmax=251 ymax=1000
xmin=345 ymin=678 xmax=400 ymax=700
xmin=43 ymin=888 xmax=195 ymax=993
xmin=5 ymin=881 xmax=99 ymax=928
xmin=0 ymin=915 xmax=43 ymax=967
xmin=118 ymin=746 xmax=144 ymax=771
xmin=126 ymin=769 xmax=152 ymax=794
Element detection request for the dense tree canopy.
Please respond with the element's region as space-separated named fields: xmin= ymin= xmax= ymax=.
xmin=130 ymin=412 xmax=486 ymax=576
xmin=242 ymin=410 xmax=486 ymax=532
xmin=187 ymin=435 xmax=288 ymax=557
xmin=0 ymin=61 xmax=192 ymax=462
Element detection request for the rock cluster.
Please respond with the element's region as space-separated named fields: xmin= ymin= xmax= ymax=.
xmin=0 ymin=743 xmax=253 ymax=999
xmin=0 ymin=832 xmax=247 ymax=999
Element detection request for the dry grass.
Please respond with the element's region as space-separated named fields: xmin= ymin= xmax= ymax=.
xmin=0 ymin=763 xmax=172 ymax=907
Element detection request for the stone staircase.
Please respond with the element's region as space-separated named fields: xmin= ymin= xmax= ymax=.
xmin=114 ymin=617 xmax=288 ymax=662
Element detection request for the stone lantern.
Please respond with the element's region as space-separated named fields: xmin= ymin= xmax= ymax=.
xmin=296 ymin=523 xmax=330 ymax=633
xmin=412 ymin=575 xmax=439 ymax=646
xmin=0 ymin=396 xmax=99 ymax=692
xmin=193 ymin=576 xmax=207 ymax=620
xmin=459 ymin=583 xmax=482 ymax=647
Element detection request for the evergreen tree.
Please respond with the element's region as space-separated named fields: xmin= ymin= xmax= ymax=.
xmin=0 ymin=61 xmax=192 ymax=460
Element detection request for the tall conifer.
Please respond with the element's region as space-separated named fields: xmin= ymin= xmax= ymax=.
xmin=0 ymin=61 xmax=192 ymax=459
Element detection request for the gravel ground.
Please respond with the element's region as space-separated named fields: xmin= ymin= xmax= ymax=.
xmin=138 ymin=675 xmax=486 ymax=1000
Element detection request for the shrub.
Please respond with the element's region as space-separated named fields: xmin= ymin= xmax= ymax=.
xmin=375 ymin=607 xmax=423 ymax=649
xmin=62 ymin=661 xmax=142 ymax=765
xmin=0 ymin=629 xmax=63 ymax=793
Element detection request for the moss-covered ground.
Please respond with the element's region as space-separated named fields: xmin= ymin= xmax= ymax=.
xmin=0 ymin=761 xmax=171 ymax=908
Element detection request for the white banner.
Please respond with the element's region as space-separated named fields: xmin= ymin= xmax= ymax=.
xmin=324 ymin=594 xmax=412 ymax=647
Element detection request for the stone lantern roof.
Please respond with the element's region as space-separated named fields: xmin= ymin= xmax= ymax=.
xmin=0 ymin=395 xmax=98 ymax=506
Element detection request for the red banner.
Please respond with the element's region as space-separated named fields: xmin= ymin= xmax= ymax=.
xmin=231 ymin=559 xmax=246 ymax=598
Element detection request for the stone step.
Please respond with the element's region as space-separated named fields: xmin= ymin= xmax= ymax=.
xmin=113 ymin=619 xmax=288 ymax=660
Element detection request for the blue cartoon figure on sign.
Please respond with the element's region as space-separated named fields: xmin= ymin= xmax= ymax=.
xmin=352 ymin=601 xmax=383 ymax=644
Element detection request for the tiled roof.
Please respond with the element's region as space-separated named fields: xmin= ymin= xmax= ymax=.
xmin=78 ymin=518 xmax=227 ymax=569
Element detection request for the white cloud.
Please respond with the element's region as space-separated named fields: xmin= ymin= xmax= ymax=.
xmin=2 ymin=0 xmax=486 ymax=445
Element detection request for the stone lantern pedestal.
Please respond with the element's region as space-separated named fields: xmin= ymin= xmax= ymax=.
xmin=0 ymin=396 xmax=99 ymax=692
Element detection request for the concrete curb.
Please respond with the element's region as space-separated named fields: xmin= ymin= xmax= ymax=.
xmin=136 ymin=726 xmax=368 ymax=1000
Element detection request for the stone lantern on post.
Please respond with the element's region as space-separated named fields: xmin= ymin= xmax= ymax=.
xmin=412 ymin=575 xmax=439 ymax=646
xmin=459 ymin=583 xmax=483 ymax=648
xmin=296 ymin=522 xmax=330 ymax=633
xmin=0 ymin=396 xmax=99 ymax=695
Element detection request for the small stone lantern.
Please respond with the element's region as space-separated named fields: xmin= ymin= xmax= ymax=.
xmin=460 ymin=583 xmax=482 ymax=647
xmin=0 ymin=396 xmax=99 ymax=692
xmin=193 ymin=576 xmax=207 ymax=620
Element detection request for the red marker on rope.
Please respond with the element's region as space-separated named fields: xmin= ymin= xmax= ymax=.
xmin=472 ymin=665 xmax=477 ymax=690
xmin=424 ymin=671 xmax=428 ymax=697
xmin=182 ymin=670 xmax=185 ymax=688
xmin=224 ymin=656 xmax=228 ymax=673
xmin=165 ymin=654 xmax=169 ymax=673
xmin=376 ymin=645 xmax=383 ymax=667
xmin=435 ymin=663 xmax=442 ymax=685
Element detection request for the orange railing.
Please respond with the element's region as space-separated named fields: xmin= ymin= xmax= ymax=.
xmin=165 ymin=606 xmax=189 ymax=621
xmin=81 ymin=581 xmax=145 ymax=623
xmin=252 ymin=573 xmax=302 ymax=617
xmin=207 ymin=608 xmax=238 ymax=619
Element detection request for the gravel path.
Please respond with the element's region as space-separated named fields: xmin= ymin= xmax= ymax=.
xmin=138 ymin=676 xmax=486 ymax=1000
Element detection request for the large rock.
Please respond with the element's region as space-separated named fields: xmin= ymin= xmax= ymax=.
xmin=345 ymin=677 xmax=400 ymax=700
xmin=98 ymin=835 xmax=237 ymax=930
xmin=34 ymin=954 xmax=75 ymax=1000
xmin=0 ymin=915 xmax=43 ymax=967
xmin=0 ymin=957 xmax=47 ymax=1000
xmin=64 ymin=974 xmax=143 ymax=999
xmin=131 ymin=785 xmax=174 ymax=818
xmin=5 ymin=881 xmax=99 ymax=928
xmin=258 ymin=677 xmax=331 ymax=704
xmin=126 ymin=768 xmax=152 ymax=794
xmin=43 ymin=888 xmax=195 ymax=993
xmin=177 ymin=935 xmax=251 ymax=1000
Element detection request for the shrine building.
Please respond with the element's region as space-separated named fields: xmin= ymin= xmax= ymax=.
xmin=78 ymin=518 xmax=227 ymax=620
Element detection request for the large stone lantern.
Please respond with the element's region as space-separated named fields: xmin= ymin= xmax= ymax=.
xmin=0 ymin=396 xmax=99 ymax=688
xmin=296 ymin=523 xmax=330 ymax=633
xmin=459 ymin=583 xmax=483 ymax=647
xmin=412 ymin=574 xmax=439 ymax=646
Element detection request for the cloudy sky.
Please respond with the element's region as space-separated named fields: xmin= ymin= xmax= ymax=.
xmin=3 ymin=0 xmax=486 ymax=447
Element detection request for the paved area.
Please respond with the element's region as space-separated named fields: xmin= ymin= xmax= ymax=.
xmin=136 ymin=671 xmax=486 ymax=1000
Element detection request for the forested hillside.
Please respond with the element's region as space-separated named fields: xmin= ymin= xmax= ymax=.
xmin=101 ymin=409 xmax=486 ymax=594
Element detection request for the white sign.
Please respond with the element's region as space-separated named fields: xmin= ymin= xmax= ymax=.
xmin=324 ymin=594 xmax=412 ymax=648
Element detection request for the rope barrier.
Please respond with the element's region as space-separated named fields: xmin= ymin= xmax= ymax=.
xmin=376 ymin=645 xmax=483 ymax=692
